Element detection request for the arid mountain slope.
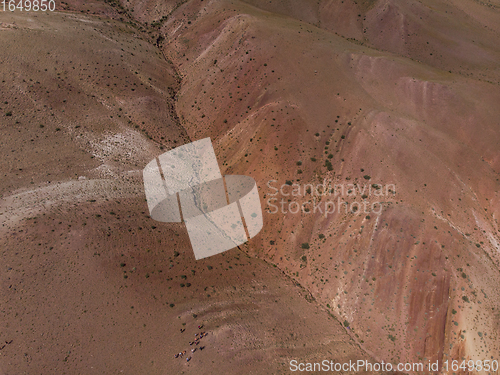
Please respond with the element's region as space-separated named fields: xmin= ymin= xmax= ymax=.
xmin=220 ymin=0 xmax=500 ymax=84
xmin=1 ymin=0 xmax=500 ymax=373
xmin=124 ymin=0 xmax=500 ymax=368
xmin=0 ymin=11 xmax=370 ymax=375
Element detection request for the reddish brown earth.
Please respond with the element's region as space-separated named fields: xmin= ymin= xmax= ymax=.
xmin=0 ymin=11 xmax=369 ymax=375
xmin=1 ymin=0 xmax=500 ymax=374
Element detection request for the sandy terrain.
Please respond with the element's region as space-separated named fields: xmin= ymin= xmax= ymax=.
xmin=1 ymin=0 xmax=500 ymax=374
xmin=1 ymin=10 xmax=369 ymax=375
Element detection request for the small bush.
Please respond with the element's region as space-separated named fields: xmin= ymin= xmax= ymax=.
xmin=301 ymin=243 xmax=310 ymax=249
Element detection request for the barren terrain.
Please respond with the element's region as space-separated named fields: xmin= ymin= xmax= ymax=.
xmin=1 ymin=0 xmax=500 ymax=374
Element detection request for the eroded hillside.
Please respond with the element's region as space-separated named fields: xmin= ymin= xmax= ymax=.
xmin=0 ymin=11 xmax=370 ymax=375
xmin=2 ymin=0 xmax=500 ymax=373
xmin=126 ymin=0 xmax=500 ymax=369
